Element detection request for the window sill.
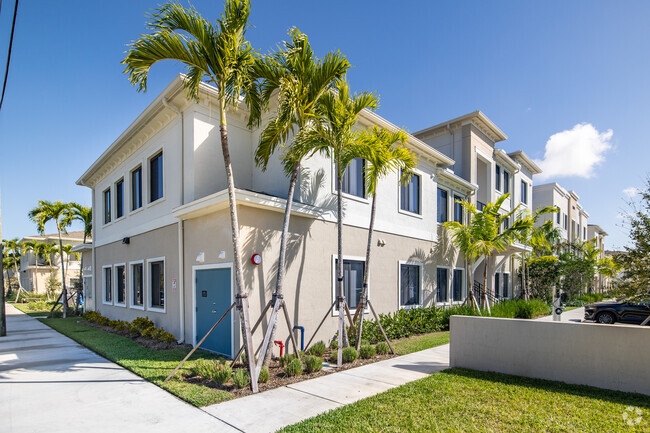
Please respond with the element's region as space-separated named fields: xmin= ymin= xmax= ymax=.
xmin=113 ymin=216 xmax=126 ymax=224
xmin=102 ymin=301 xmax=113 ymax=306
xmin=130 ymin=304 xmax=145 ymax=311
xmin=331 ymin=307 xmax=368 ymax=317
xmin=148 ymin=306 xmax=166 ymax=313
xmin=147 ymin=196 xmax=166 ymax=209
xmin=398 ymin=208 xmax=423 ymax=219
xmin=114 ymin=302 xmax=127 ymax=308
xmin=341 ymin=191 xmax=370 ymax=205
xmin=400 ymin=304 xmax=422 ymax=310
xmin=129 ymin=206 xmax=144 ymax=216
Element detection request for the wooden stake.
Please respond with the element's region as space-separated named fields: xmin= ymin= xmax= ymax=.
xmin=231 ymin=299 xmax=272 ymax=366
xmin=367 ymin=299 xmax=394 ymax=354
xmin=304 ymin=300 xmax=336 ymax=351
xmin=281 ymin=301 xmax=301 ymax=359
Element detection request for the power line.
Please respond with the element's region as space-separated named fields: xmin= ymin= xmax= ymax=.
xmin=0 ymin=0 xmax=19 ymax=113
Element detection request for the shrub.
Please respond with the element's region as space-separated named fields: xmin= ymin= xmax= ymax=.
xmin=342 ymin=347 xmax=358 ymax=363
xmin=141 ymin=326 xmax=157 ymax=339
xmin=212 ymin=362 xmax=232 ymax=385
xmin=375 ymin=342 xmax=390 ymax=355
xmin=156 ymin=328 xmax=176 ymax=344
xmin=359 ymin=345 xmax=375 ymax=359
xmin=131 ymin=316 xmax=155 ymax=332
xmin=191 ymin=359 xmax=214 ymax=378
xmin=83 ymin=311 xmax=102 ymax=323
xmin=284 ymin=358 xmax=302 ymax=377
xmin=258 ymin=366 xmax=269 ymax=383
xmin=278 ymin=353 xmax=296 ymax=368
xmin=304 ymin=355 xmax=322 ymax=373
xmin=97 ymin=316 xmax=110 ymax=326
xmin=113 ymin=320 xmax=130 ymax=332
xmin=306 ymin=341 xmax=326 ymax=357
xmin=232 ymin=368 xmax=249 ymax=388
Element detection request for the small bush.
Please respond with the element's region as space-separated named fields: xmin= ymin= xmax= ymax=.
xmin=156 ymin=328 xmax=176 ymax=344
xmin=375 ymin=342 xmax=390 ymax=355
xmin=131 ymin=316 xmax=155 ymax=332
xmin=258 ymin=366 xmax=269 ymax=383
xmin=359 ymin=345 xmax=375 ymax=359
xmin=212 ymin=362 xmax=232 ymax=385
xmin=278 ymin=353 xmax=296 ymax=368
xmin=342 ymin=347 xmax=358 ymax=363
xmin=329 ymin=351 xmax=338 ymax=363
xmin=232 ymin=368 xmax=249 ymax=388
xmin=97 ymin=316 xmax=110 ymax=326
xmin=83 ymin=311 xmax=102 ymax=323
xmin=284 ymin=358 xmax=302 ymax=377
xmin=330 ymin=339 xmax=338 ymax=350
xmin=141 ymin=326 xmax=157 ymax=339
xmin=306 ymin=341 xmax=326 ymax=357
xmin=191 ymin=359 xmax=215 ymax=378
xmin=113 ymin=320 xmax=130 ymax=332
xmin=304 ymin=355 xmax=322 ymax=373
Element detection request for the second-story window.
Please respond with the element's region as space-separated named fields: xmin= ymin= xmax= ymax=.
xmin=103 ymin=188 xmax=111 ymax=224
xmin=454 ymin=195 xmax=464 ymax=223
xmin=564 ymin=214 xmax=568 ymax=230
xmin=503 ymin=170 xmax=510 ymax=194
xmin=149 ymin=151 xmax=163 ymax=203
xmin=341 ymin=158 xmax=365 ymax=198
xmin=521 ymin=180 xmax=528 ymax=205
xmin=115 ymin=179 xmax=124 ymax=219
xmin=495 ymin=165 xmax=501 ymax=192
xmin=556 ymin=211 xmax=561 ymax=224
xmin=131 ymin=166 xmax=142 ymax=211
xmin=400 ymin=172 xmax=420 ymax=214
xmin=437 ymin=188 xmax=448 ymax=223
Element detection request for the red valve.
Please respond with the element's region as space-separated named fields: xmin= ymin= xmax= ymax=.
xmin=273 ymin=340 xmax=284 ymax=357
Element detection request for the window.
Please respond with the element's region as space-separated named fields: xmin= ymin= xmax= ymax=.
xmin=556 ymin=211 xmax=560 ymax=224
xmin=437 ymin=188 xmax=448 ymax=223
xmin=103 ymin=188 xmax=111 ymax=224
xmin=341 ymin=158 xmax=365 ymax=198
xmin=521 ymin=181 xmax=528 ymax=204
xmin=400 ymin=264 xmax=420 ymax=306
xmin=335 ymin=259 xmax=364 ymax=309
xmin=452 ymin=269 xmax=464 ymax=302
xmin=454 ymin=195 xmax=463 ymax=223
xmin=436 ymin=267 xmax=448 ymax=303
xmin=503 ymin=273 xmax=509 ymax=298
xmin=503 ymin=216 xmax=510 ymax=230
xmin=583 ymin=227 xmax=586 ymax=239
xmin=131 ymin=166 xmax=143 ymax=211
xmin=400 ymin=172 xmax=420 ymax=214
xmin=103 ymin=266 xmax=112 ymax=303
xmin=149 ymin=151 xmax=163 ymax=203
xmin=115 ymin=179 xmax=124 ymax=219
xmin=503 ymin=170 xmax=510 ymax=194
xmin=115 ymin=265 xmax=126 ymax=305
xmin=495 ymin=273 xmax=500 ymax=298
xmin=495 ymin=165 xmax=501 ymax=192
xmin=149 ymin=260 xmax=165 ymax=309
xmin=564 ymin=214 xmax=568 ymax=230
xmin=131 ymin=262 xmax=144 ymax=307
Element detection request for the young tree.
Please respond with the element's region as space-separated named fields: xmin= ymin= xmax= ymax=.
xmin=252 ymin=28 xmax=349 ymax=364
xmin=123 ymin=0 xmax=262 ymax=391
xmin=352 ymin=126 xmax=416 ymax=350
xmin=2 ymin=239 xmax=25 ymax=302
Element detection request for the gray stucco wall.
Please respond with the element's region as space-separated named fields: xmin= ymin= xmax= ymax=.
xmin=450 ymin=316 xmax=650 ymax=395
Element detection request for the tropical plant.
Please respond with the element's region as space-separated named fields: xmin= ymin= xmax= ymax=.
xmin=293 ymin=78 xmax=379 ymax=365
xmin=20 ymin=240 xmax=49 ymax=296
xmin=283 ymin=358 xmax=302 ymax=377
xmin=65 ymin=203 xmax=91 ymax=305
xmin=123 ymin=0 xmax=261 ymax=390
xmin=352 ymin=125 xmax=416 ymax=350
xmin=28 ymin=201 xmax=74 ymax=317
xmin=444 ymin=194 xmax=533 ymax=312
xmin=2 ymin=238 xmax=25 ymax=302
xmin=253 ymin=27 xmax=350 ymax=364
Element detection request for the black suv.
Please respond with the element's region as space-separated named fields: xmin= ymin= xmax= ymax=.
xmin=584 ymin=296 xmax=650 ymax=324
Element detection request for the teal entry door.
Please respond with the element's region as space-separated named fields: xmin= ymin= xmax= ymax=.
xmin=195 ymin=267 xmax=233 ymax=357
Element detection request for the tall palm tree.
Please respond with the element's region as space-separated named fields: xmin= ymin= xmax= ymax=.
xmin=444 ymin=194 xmax=533 ymax=312
xmin=294 ymin=78 xmax=379 ymax=366
xmin=123 ymin=0 xmax=261 ymax=391
xmin=352 ymin=126 xmax=416 ymax=350
xmin=28 ymin=201 xmax=73 ymax=317
xmin=252 ymin=28 xmax=349 ymax=363
xmin=21 ymin=240 xmax=42 ymax=294
xmin=64 ymin=203 xmax=91 ymax=300
xmin=2 ymin=238 xmax=25 ymax=302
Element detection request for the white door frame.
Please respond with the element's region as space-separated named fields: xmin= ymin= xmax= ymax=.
xmin=191 ymin=262 xmax=235 ymax=357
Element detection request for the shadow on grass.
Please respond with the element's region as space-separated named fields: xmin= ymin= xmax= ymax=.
xmin=443 ymin=367 xmax=650 ymax=408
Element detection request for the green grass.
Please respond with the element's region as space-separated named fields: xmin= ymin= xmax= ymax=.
xmin=280 ymin=368 xmax=650 ymax=433
xmin=39 ymin=318 xmax=233 ymax=407
xmin=391 ymin=331 xmax=449 ymax=355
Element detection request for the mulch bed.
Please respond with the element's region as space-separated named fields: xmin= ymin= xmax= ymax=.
xmin=78 ymin=320 xmax=192 ymax=351
xmin=181 ymin=350 xmax=397 ymax=398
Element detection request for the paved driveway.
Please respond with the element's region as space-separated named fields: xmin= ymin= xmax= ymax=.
xmin=0 ymin=304 xmax=239 ymax=433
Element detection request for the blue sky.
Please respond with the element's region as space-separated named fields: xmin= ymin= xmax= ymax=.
xmin=0 ymin=0 xmax=648 ymax=249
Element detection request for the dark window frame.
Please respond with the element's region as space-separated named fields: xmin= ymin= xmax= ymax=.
xmin=452 ymin=269 xmax=464 ymax=302
xmin=334 ymin=258 xmax=365 ymax=311
xmin=503 ymin=170 xmax=510 ymax=194
xmin=453 ymin=195 xmax=464 ymax=224
xmin=131 ymin=166 xmax=143 ymax=211
xmin=437 ymin=187 xmax=449 ymax=223
xmin=340 ymin=158 xmax=366 ymax=198
xmin=521 ymin=180 xmax=528 ymax=205
xmin=495 ymin=165 xmax=502 ymax=192
xmin=103 ymin=188 xmax=111 ymax=224
xmin=115 ymin=179 xmax=124 ymax=219
xmin=400 ymin=171 xmax=421 ymax=215
xmin=131 ymin=262 xmax=144 ymax=307
xmin=103 ymin=266 xmax=112 ymax=303
xmin=115 ymin=265 xmax=126 ymax=305
xmin=436 ymin=267 xmax=449 ymax=303
xmin=149 ymin=260 xmax=165 ymax=309
xmin=400 ymin=263 xmax=421 ymax=307
xmin=149 ymin=151 xmax=164 ymax=203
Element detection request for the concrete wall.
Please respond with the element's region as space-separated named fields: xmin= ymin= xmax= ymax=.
xmin=450 ymin=315 xmax=650 ymax=396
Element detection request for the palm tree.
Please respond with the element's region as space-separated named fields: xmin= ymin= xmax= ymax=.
xmin=123 ymin=0 xmax=261 ymax=391
xmin=252 ymin=28 xmax=349 ymax=363
xmin=64 ymin=203 xmax=91 ymax=302
xmin=41 ymin=242 xmax=58 ymax=300
xmin=21 ymin=240 xmax=41 ymax=294
xmin=352 ymin=126 xmax=416 ymax=350
xmin=28 ymin=201 xmax=73 ymax=317
xmin=519 ymin=209 xmax=560 ymax=299
xmin=2 ymin=238 xmax=25 ymax=302
xmin=444 ymin=194 xmax=533 ymax=312
xmin=294 ymin=78 xmax=379 ymax=366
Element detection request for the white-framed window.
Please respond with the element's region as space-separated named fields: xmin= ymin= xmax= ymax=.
xmin=147 ymin=257 xmax=165 ymax=311
xmin=399 ymin=171 xmax=421 ymax=215
xmin=503 ymin=170 xmax=510 ymax=194
xmin=453 ymin=194 xmax=464 ymax=224
xmin=521 ymin=180 xmax=528 ymax=205
xmin=502 ymin=272 xmax=510 ymax=298
xmin=495 ymin=165 xmax=502 ymax=192
xmin=495 ymin=272 xmax=501 ymax=298
xmin=452 ymin=268 xmax=465 ymax=302
xmin=131 ymin=165 xmax=143 ymax=211
xmin=114 ymin=263 xmax=126 ymax=306
xmin=102 ymin=265 xmax=113 ymax=304
xmin=115 ymin=178 xmax=125 ymax=220
xmin=340 ymin=158 xmax=365 ymax=198
xmin=130 ymin=260 xmax=145 ymax=310
xmin=399 ymin=261 xmax=423 ymax=307
xmin=103 ymin=188 xmax=111 ymax=225
xmin=437 ymin=187 xmax=449 ymax=223
xmin=149 ymin=151 xmax=164 ymax=203
xmin=436 ymin=266 xmax=450 ymax=304
xmin=332 ymin=256 xmax=366 ymax=313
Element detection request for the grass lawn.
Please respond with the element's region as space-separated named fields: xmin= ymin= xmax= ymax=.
xmin=39 ymin=317 xmax=233 ymax=407
xmin=280 ymin=368 xmax=650 ymax=433
xmin=11 ymin=302 xmax=64 ymax=318
xmin=391 ymin=331 xmax=449 ymax=355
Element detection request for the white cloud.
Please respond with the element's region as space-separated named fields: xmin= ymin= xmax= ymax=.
xmin=622 ymin=187 xmax=640 ymax=198
xmin=534 ymin=123 xmax=613 ymax=181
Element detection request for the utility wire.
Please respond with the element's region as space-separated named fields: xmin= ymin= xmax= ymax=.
xmin=0 ymin=0 xmax=19 ymax=113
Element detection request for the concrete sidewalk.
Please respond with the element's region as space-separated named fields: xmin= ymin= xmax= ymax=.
xmin=0 ymin=304 xmax=239 ymax=433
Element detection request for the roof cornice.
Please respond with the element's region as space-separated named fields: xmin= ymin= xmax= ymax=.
xmin=507 ymin=150 xmax=542 ymax=175
xmin=436 ymin=167 xmax=478 ymax=194
xmin=413 ymin=110 xmax=508 ymax=143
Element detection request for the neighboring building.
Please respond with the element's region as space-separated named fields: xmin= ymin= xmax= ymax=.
xmin=533 ymin=183 xmax=589 ymax=243
xmin=76 ymin=75 xmax=475 ymax=356
xmin=18 ymin=231 xmax=87 ymax=295
xmin=588 ymin=224 xmax=609 ymax=292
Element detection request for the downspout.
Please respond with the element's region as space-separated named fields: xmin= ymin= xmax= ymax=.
xmin=163 ymin=97 xmax=186 ymax=343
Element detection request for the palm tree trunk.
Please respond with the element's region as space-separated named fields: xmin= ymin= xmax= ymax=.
xmin=355 ymin=192 xmax=376 ymax=350
xmin=56 ymin=222 xmax=68 ymax=319
xmin=336 ymin=158 xmax=345 ymax=367
xmin=262 ymin=161 xmax=300 ymax=365
xmin=219 ymin=100 xmax=258 ymax=393
xmin=12 ymin=259 xmax=22 ymax=303
xmin=483 ymin=255 xmax=491 ymax=314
